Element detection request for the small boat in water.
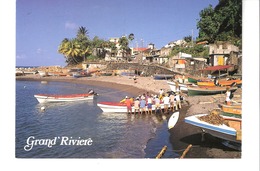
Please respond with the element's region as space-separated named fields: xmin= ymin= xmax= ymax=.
xmin=97 ymin=101 xmax=165 ymax=113
xmin=34 ymin=93 xmax=95 ymax=103
xmin=34 ymin=89 xmax=97 ymax=103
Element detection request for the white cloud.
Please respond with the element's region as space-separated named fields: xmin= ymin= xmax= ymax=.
xmin=36 ymin=48 xmax=42 ymax=54
xmin=65 ymin=21 xmax=78 ymax=30
xmin=16 ymin=54 xmax=26 ymax=59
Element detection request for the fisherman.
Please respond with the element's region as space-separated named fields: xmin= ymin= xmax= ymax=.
xmin=154 ymin=95 xmax=162 ymax=114
xmin=139 ymin=97 xmax=147 ymax=114
xmin=175 ymin=92 xmax=182 ymax=110
xmin=159 ymin=89 xmax=164 ymax=100
xmin=134 ymin=97 xmax=140 ymax=115
xmin=225 ymin=87 xmax=231 ymax=105
xmin=162 ymin=93 xmax=170 ymax=114
xmin=146 ymin=95 xmax=153 ymax=114
xmin=125 ymin=96 xmax=133 ymax=114
xmin=169 ymin=92 xmax=175 ymax=111
xmin=133 ymin=75 xmax=137 ymax=83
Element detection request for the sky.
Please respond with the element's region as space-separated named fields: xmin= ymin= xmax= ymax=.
xmin=16 ymin=0 xmax=219 ymax=67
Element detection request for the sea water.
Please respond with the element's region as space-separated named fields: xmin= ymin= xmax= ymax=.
xmin=15 ymin=80 xmax=178 ymax=158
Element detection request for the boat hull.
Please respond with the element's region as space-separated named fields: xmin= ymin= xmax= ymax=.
xmin=97 ymin=102 xmax=166 ymax=113
xmin=168 ymin=111 xmax=179 ymax=129
xmin=153 ymin=74 xmax=174 ymax=80
xmin=219 ymin=104 xmax=242 ymax=119
xmin=167 ymin=81 xmax=194 ymax=92
xmin=34 ymin=94 xmax=94 ymax=103
xmin=197 ymin=79 xmax=242 ymax=87
xmin=185 ymin=114 xmax=241 ymax=143
xmin=187 ymin=86 xmax=237 ymax=96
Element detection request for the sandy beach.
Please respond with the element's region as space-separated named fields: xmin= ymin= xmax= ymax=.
xmin=16 ymin=74 xmax=242 ymax=158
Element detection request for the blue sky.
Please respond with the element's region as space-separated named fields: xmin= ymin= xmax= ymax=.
xmin=16 ymin=0 xmax=219 ymax=67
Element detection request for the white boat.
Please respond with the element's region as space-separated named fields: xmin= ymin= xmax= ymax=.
xmin=167 ymin=80 xmax=194 ymax=92
xmin=167 ymin=111 xmax=180 ymax=129
xmin=184 ymin=114 xmax=241 ymax=143
xmin=97 ymin=101 xmax=165 ymax=113
xmin=34 ymin=93 xmax=94 ymax=103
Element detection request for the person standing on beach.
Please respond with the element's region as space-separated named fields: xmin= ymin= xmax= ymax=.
xmin=159 ymin=89 xmax=164 ymax=100
xmin=225 ymin=87 xmax=231 ymax=105
xmin=175 ymin=92 xmax=182 ymax=110
xmin=125 ymin=96 xmax=133 ymax=114
xmin=133 ymin=75 xmax=137 ymax=83
xmin=169 ymin=93 xmax=175 ymax=111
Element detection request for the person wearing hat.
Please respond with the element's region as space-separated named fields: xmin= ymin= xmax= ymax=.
xmin=125 ymin=96 xmax=133 ymax=114
xmin=175 ymin=92 xmax=182 ymax=110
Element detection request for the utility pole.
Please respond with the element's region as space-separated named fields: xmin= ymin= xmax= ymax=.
xmin=191 ymin=29 xmax=193 ymax=47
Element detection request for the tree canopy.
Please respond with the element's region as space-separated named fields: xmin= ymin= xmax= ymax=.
xmin=197 ymin=0 xmax=242 ymax=47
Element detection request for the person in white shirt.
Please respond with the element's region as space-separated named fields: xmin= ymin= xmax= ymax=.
xmin=162 ymin=93 xmax=170 ymax=113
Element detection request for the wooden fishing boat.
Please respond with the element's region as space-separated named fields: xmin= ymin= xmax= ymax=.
xmin=167 ymin=80 xmax=194 ymax=92
xmin=187 ymin=85 xmax=237 ymax=96
xmin=219 ymin=103 xmax=242 ymax=119
xmin=34 ymin=93 xmax=94 ymax=103
xmin=197 ymin=79 xmax=242 ymax=87
xmin=97 ymin=101 xmax=165 ymax=113
xmin=168 ymin=111 xmax=180 ymax=130
xmin=187 ymin=75 xmax=210 ymax=83
xmin=153 ymin=74 xmax=174 ymax=80
xmin=184 ymin=113 xmax=241 ymax=143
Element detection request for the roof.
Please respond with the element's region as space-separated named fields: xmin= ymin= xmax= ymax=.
xmin=200 ymin=65 xmax=233 ymax=71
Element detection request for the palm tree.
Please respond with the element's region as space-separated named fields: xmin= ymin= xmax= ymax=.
xmin=58 ymin=38 xmax=82 ymax=65
xmin=77 ymin=26 xmax=89 ymax=41
xmin=119 ymin=36 xmax=130 ymax=60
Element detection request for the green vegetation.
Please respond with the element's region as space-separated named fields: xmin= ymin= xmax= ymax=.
xmin=170 ymin=0 xmax=242 ymax=58
xmin=197 ymin=0 xmax=242 ymax=47
xmin=170 ymin=44 xmax=209 ymax=57
xmin=58 ymin=27 xmax=134 ymax=66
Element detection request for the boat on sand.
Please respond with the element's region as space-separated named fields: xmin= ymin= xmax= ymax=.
xmin=184 ymin=113 xmax=241 ymax=143
xmin=187 ymin=85 xmax=237 ymax=96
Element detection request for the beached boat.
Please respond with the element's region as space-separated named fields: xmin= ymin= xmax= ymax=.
xmin=187 ymin=86 xmax=237 ymax=96
xmin=187 ymin=75 xmax=210 ymax=83
xmin=168 ymin=111 xmax=180 ymax=130
xmin=34 ymin=93 xmax=95 ymax=103
xmin=167 ymin=80 xmax=194 ymax=92
xmin=184 ymin=113 xmax=241 ymax=143
xmin=219 ymin=103 xmax=242 ymax=119
xmin=97 ymin=101 xmax=165 ymax=113
xmin=197 ymin=79 xmax=242 ymax=87
xmin=153 ymin=74 xmax=174 ymax=80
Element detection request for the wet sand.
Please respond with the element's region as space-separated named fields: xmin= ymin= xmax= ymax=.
xmin=16 ymin=75 xmax=241 ymax=158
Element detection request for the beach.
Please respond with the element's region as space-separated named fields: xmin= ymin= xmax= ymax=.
xmin=16 ymin=74 xmax=242 ymax=158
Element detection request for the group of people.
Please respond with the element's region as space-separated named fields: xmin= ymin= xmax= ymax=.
xmin=121 ymin=89 xmax=183 ymax=115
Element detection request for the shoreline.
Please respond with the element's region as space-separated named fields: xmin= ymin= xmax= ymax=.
xmin=16 ymin=75 xmax=241 ymax=158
